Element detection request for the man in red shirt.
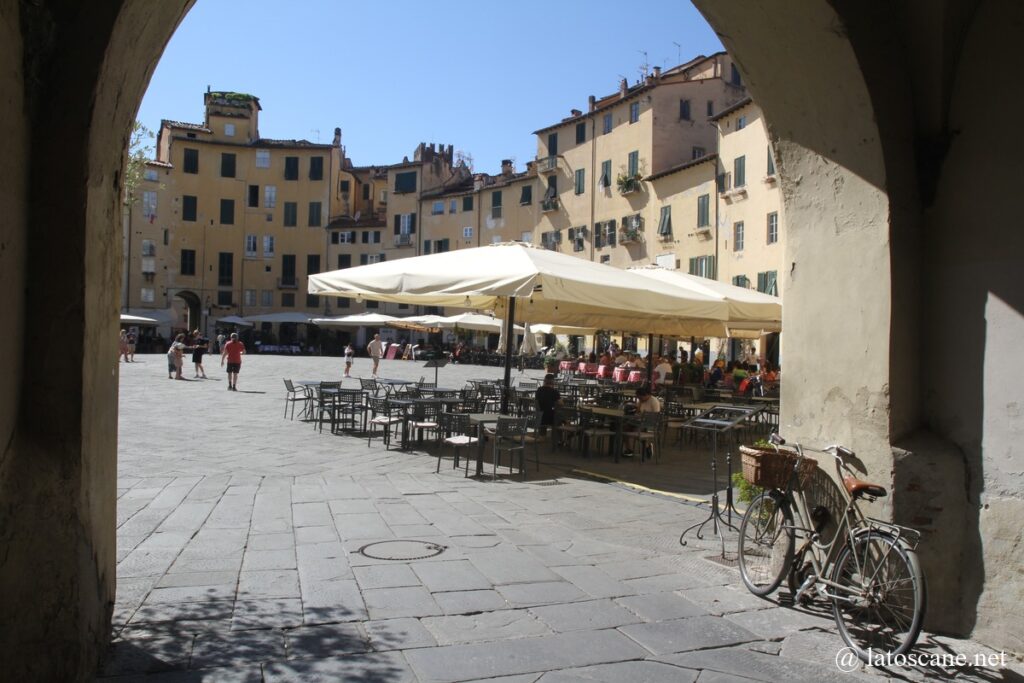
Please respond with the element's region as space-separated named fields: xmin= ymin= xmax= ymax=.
xmin=220 ymin=332 xmax=246 ymax=391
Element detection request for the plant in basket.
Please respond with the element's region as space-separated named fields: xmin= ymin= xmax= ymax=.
xmin=740 ymin=437 xmax=817 ymax=490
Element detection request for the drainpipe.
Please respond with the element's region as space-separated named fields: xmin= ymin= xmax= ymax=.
xmin=124 ymin=200 xmax=132 ymax=312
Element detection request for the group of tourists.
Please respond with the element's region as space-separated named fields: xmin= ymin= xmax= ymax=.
xmin=153 ymin=329 xmax=245 ymax=390
xmin=118 ymin=330 xmax=137 ymax=362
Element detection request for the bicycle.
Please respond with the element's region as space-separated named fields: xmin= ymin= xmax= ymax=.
xmin=736 ymin=433 xmax=926 ymax=662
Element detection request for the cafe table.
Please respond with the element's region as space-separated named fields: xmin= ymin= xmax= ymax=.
xmin=463 ymin=412 xmax=501 ymax=476
xmin=390 ymin=397 xmax=462 ymax=448
xmin=579 ymin=405 xmax=631 ymax=462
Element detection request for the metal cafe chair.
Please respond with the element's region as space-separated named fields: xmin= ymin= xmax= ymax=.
xmin=491 ymin=416 xmax=529 ymax=478
xmin=366 ymin=396 xmax=402 ymax=450
xmin=437 ymin=411 xmax=479 ymax=474
xmin=282 ymin=379 xmax=308 ymax=420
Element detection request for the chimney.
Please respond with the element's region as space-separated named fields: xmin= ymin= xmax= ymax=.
xmin=652 ymin=66 xmax=661 ymax=80
xmin=473 ymin=174 xmax=485 ymax=191
xmin=332 ymin=127 xmax=342 ymax=147
xmin=500 ymin=159 xmax=513 ymax=176
xmin=619 ymin=78 xmax=629 ymax=98
xmin=588 ymin=95 xmax=596 ymax=112
xmin=570 ymin=108 xmax=582 ymax=117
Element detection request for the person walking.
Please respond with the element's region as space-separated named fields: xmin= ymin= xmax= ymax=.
xmin=167 ymin=333 xmax=188 ymax=380
xmin=191 ymin=329 xmax=209 ymax=378
xmin=220 ymin=332 xmax=245 ymax=391
xmin=126 ymin=330 xmax=136 ymax=362
xmin=119 ymin=330 xmax=129 ymax=363
xmin=367 ymin=333 xmax=383 ymax=377
xmin=343 ymin=342 xmax=355 ymax=378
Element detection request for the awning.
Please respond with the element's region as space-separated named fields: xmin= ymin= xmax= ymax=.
xmin=241 ymin=312 xmax=319 ymax=324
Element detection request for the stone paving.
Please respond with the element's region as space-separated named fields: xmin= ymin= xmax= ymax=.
xmin=103 ymin=353 xmax=1023 ymax=682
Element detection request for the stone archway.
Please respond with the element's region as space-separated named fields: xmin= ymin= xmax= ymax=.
xmin=172 ymin=289 xmax=203 ymax=334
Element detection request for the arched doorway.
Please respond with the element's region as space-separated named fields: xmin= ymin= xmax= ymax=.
xmin=171 ymin=289 xmax=202 ymax=335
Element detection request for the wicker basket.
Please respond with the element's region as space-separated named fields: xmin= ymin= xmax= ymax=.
xmin=740 ymin=445 xmax=817 ymax=489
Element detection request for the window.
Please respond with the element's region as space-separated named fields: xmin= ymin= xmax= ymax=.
xmin=140 ymin=288 xmax=155 ymax=303
xmin=336 ymin=254 xmax=351 ymax=269
xmin=244 ymin=235 xmax=257 ymax=257
xmin=284 ymin=156 xmax=299 ymax=181
xmin=449 ymin=199 xmax=457 ymax=214
xmin=142 ymin=190 xmax=157 ymax=219
xmin=182 ymin=195 xmax=197 ymax=222
xmin=218 ymin=252 xmax=233 ymax=286
xmin=600 ymin=255 xmax=610 ymax=264
xmin=431 ymin=201 xmax=444 ymax=215
xmin=463 ymin=226 xmax=473 ymax=239
xmin=244 ymin=289 xmax=257 ymax=306
xmin=680 ymin=99 xmax=691 ymax=120
xmin=433 ymin=238 xmax=450 ymax=253
xmin=163 ymin=228 xmax=169 ymax=245
xmin=688 ymin=255 xmax=716 ymax=279
xmin=574 ymin=168 xmax=585 ymax=195
xmin=264 ymin=185 xmax=276 ymax=208
xmin=547 ymin=132 xmax=558 ymax=156
xmin=394 ymin=213 xmax=416 ymax=238
xmin=767 ymin=212 xmax=779 ymax=244
xmin=732 ymin=275 xmax=750 ymax=288
xmin=283 ymin=202 xmax=297 ymax=227
xmin=697 ymin=194 xmax=710 ymax=228
xmin=717 ymin=172 xmax=729 ymax=193
xmin=309 ymin=156 xmax=324 ymax=180
xmin=263 ymin=235 xmax=275 ymax=257
xmin=141 ymin=257 xmax=155 ymax=274
xmin=339 ymin=180 xmax=351 ymax=194
xmin=281 ymin=293 xmax=295 ymax=307
xmin=256 ymin=150 xmax=270 ymax=168
xmin=734 ymin=156 xmax=746 ymax=188
xmin=365 ymin=299 xmax=378 ymax=309
xmin=736 ymin=114 xmax=747 ymax=130
xmin=463 ymin=196 xmax=473 ymax=211
xmin=757 ymin=270 xmax=779 ymax=296
xmin=730 ymin=63 xmax=742 ymax=86
xmin=141 ymin=239 xmax=155 ymax=256
xmin=594 ymin=219 xmax=616 ymax=248
xmin=520 ymin=185 xmax=532 ymax=205
xmin=261 ymin=290 xmax=273 ymax=306
xmin=307 ymin=202 xmax=321 ymax=227
xmin=217 ymin=290 xmax=232 ymax=306
xmin=541 ymin=230 xmax=562 ymax=250
xmin=363 ymin=184 xmax=370 ymax=200
xmin=491 ymin=190 xmax=502 ymax=219
xmin=333 ymin=230 xmax=355 ymax=244
xmin=144 ymin=168 xmax=158 ymax=182
xmin=707 ymin=100 xmax=714 ymax=117
xmin=629 ymin=101 xmax=640 ymax=123
xmin=599 ymin=159 xmax=611 ymax=190
xmin=307 ymin=254 xmax=320 ymax=298
xmin=658 ymin=206 xmax=672 ymax=237
xmin=519 ymin=231 xmax=531 ymax=244
xmin=247 ymin=185 xmax=259 ymax=208
xmin=627 ymin=150 xmax=639 ymax=178
xmin=570 ymin=226 xmax=585 ymax=252
xmin=394 ymin=171 xmax=417 ymax=193
xmin=183 ymin=148 xmax=199 ymax=174
xmin=602 ymin=113 xmax=612 ymax=134
xmin=692 ymin=146 xmax=706 ymax=160
xmin=224 ymin=123 xmax=235 ymax=137
xmin=767 ymin=146 xmax=776 ymax=176
xmin=180 ymin=249 xmax=196 ymax=275
xmin=220 ymin=153 xmax=236 ymax=178
xmin=734 ymin=221 xmax=745 ymax=251
xmin=220 ymin=199 xmax=234 ymax=225
xmin=281 ymin=254 xmax=296 ymax=286
xmin=575 ymin=122 xmax=586 ymax=144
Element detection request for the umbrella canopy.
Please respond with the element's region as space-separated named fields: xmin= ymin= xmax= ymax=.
xmin=310 ymin=312 xmax=399 ymax=328
xmin=308 ymin=242 xmax=729 ymax=334
xmin=627 ymin=265 xmax=782 ymax=326
xmin=241 ymin=312 xmax=318 ymax=324
xmin=437 ymin=312 xmax=524 ymax=333
xmin=216 ymin=315 xmax=254 ymax=327
xmin=529 ymin=323 xmax=598 ymax=336
xmin=119 ymin=313 xmax=158 ymax=326
xmin=387 ymin=314 xmax=444 ymax=333
xmin=520 ymin=323 xmax=539 ymax=354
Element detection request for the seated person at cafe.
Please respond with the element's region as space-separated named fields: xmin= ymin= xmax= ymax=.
xmin=534 ymin=374 xmax=563 ymax=436
xmin=653 ymin=356 xmax=674 ymax=385
xmin=614 ymin=351 xmax=629 ymax=366
xmin=634 ymin=354 xmax=647 ymax=369
xmin=732 ymin=362 xmax=750 ymax=386
xmin=707 ymin=359 xmax=726 ymax=387
xmin=636 ymin=384 xmax=661 ymax=414
xmin=598 ymin=351 xmax=613 ymax=366
xmin=621 ymin=352 xmax=637 ymax=369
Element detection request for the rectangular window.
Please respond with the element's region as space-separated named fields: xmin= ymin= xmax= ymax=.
xmin=697 ymin=194 xmax=710 ymax=228
xmin=491 ymin=190 xmax=502 ymax=219
xmin=434 ymin=238 xmax=450 ymax=253
xmin=599 ymin=159 xmax=611 ymax=189
xmin=431 ymin=201 xmax=444 ymax=215
xmin=307 ymin=254 xmax=320 ymax=278
xmin=183 ymin=148 xmax=199 ymax=174
xmin=283 ymin=202 xmax=297 ymax=227
xmin=142 ymin=190 xmax=157 ymax=219
xmin=575 ymin=122 xmax=586 ymax=144
xmin=284 ymin=156 xmax=299 ymax=180
xmin=688 ymin=255 xmax=716 ymax=279
xmin=224 ymin=123 xmax=235 ymax=137
xmin=307 ymin=202 xmax=322 ymax=227
xmin=281 ymin=293 xmax=295 ymax=307
xmin=144 ymin=168 xmax=158 ymax=182
xmin=629 ymin=101 xmax=640 ymax=123
xmin=244 ymin=234 xmax=257 ymax=257
xmin=218 ymin=252 xmax=233 ymax=286
xmin=449 ymin=199 xmax=457 ymax=214
xmin=680 ymin=99 xmax=691 ymax=120
xmin=261 ymin=290 xmax=273 ymax=307
xmin=394 ymin=171 xmax=417 ymax=193
xmin=731 ymin=63 xmax=742 ymax=86
xmin=264 ymin=185 xmax=276 ymax=208
xmin=600 ymin=255 xmax=610 ymax=264
xmin=340 ymin=179 xmax=350 ymax=194
xmin=256 ymin=149 xmax=270 ymax=168
xmin=463 ymin=195 xmax=473 ymax=211
xmin=362 ymin=183 xmax=370 ymax=200
xmin=337 ymin=254 xmax=351 ymax=269
xmin=180 ymin=248 xmax=196 ymax=275
xmin=571 ymin=226 xmax=585 ymax=252
xmin=605 ymin=220 xmax=617 ymax=247
xmin=281 ymin=254 xmax=296 ymax=286
xmin=707 ymin=100 xmax=714 ymax=117
xmin=263 ymin=235 xmax=275 ymax=257
xmin=163 ymin=228 xmax=169 ymax=246
xmin=216 ymin=290 xmax=232 ymax=306
xmin=658 ymin=206 xmax=672 ymax=236
xmin=463 ymin=226 xmax=473 ymax=239
xmin=247 ymin=185 xmax=259 ymax=208
xmin=717 ymin=172 xmax=729 ymax=193
xmin=602 ymin=113 xmax=612 ymax=134
xmin=141 ymin=257 xmax=155 ymax=274
xmin=757 ymin=270 xmax=779 ymax=296
xmin=182 ymin=195 xmax=197 ymax=221
xmin=306 ymin=293 xmax=320 ymax=309
xmin=309 ymin=156 xmax=324 ymax=180
xmin=692 ymin=146 xmax=706 ymax=159
xmin=220 ymin=199 xmax=234 ymax=225
xmin=141 ymin=239 xmax=155 ymax=257
xmin=221 ymin=153 xmax=236 ymax=178
xmin=732 ymin=275 xmax=750 ymax=288
xmin=734 ymin=221 xmax=745 ymax=251
xmin=767 ymin=212 xmax=779 ymax=244
xmin=520 ymin=185 xmax=532 ymax=205
xmin=734 ymin=155 xmax=746 ymax=187
xmin=767 ymin=146 xmax=776 ymax=176
xmin=574 ymin=168 xmax=585 ymax=195
xmin=140 ymin=288 xmax=155 ymax=303
xmin=627 ymin=150 xmax=639 ymax=177
xmin=547 ymin=132 xmax=558 ymax=156
xmin=736 ymin=114 xmax=747 ymax=130
xmin=243 ymin=289 xmax=256 ymax=306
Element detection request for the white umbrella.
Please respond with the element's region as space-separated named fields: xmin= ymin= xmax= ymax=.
xmin=436 ymin=312 xmax=523 ymax=333
xmin=119 ymin=313 xmax=158 ymax=325
xmin=387 ymin=315 xmax=444 ymax=333
xmin=241 ymin=311 xmax=319 ymax=324
xmin=519 ymin=322 xmax=539 ymax=354
xmin=310 ymin=312 xmax=399 ymax=327
xmin=216 ymin=315 xmax=253 ymax=327
xmin=529 ymin=323 xmax=597 ymax=335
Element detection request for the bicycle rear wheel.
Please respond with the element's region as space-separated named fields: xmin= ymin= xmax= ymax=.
xmin=738 ymin=491 xmax=794 ymax=596
xmin=831 ymin=531 xmax=926 ymax=660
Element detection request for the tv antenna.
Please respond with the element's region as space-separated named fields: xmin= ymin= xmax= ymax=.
xmin=672 ymin=41 xmax=682 ymax=65
xmin=637 ymin=50 xmax=650 ymax=79
xmin=310 ymin=128 xmax=320 ymax=142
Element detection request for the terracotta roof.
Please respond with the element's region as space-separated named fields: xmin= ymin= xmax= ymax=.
xmin=163 ymin=119 xmax=211 ymax=133
xmin=257 ymin=138 xmax=333 ymax=149
xmin=146 ymin=159 xmax=173 ymax=168
xmin=645 ymin=154 xmax=718 ymax=182
xmin=709 ymin=96 xmax=754 ymax=122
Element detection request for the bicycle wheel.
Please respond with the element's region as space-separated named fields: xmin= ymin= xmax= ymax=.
xmin=738 ymin=491 xmax=795 ymax=596
xmin=831 ymin=531 xmax=926 ymax=660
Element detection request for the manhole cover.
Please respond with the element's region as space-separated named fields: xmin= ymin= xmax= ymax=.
xmin=357 ymin=540 xmax=447 ymax=561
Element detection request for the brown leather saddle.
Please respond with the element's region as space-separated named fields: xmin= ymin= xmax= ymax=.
xmin=842 ymin=476 xmax=887 ymax=498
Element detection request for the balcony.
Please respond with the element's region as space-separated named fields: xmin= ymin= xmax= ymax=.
xmin=619 ymin=229 xmax=642 ymax=244
xmin=540 ymin=197 xmax=559 ymax=213
xmin=617 ymin=175 xmax=642 ymax=195
xmin=277 ymin=277 xmax=298 ymax=289
xmin=394 ymin=234 xmax=414 ymax=247
xmin=536 ymin=156 xmax=558 ymax=173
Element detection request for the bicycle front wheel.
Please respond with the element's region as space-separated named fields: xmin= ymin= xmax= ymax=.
xmin=738 ymin=491 xmax=794 ymax=596
xmin=831 ymin=531 xmax=926 ymax=660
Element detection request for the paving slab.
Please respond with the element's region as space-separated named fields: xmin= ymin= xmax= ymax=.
xmin=364 ymin=617 xmax=438 ymax=651
xmin=537 ymin=660 xmax=699 ymax=683
xmin=433 ymin=589 xmax=509 ymax=615
xmin=619 ymin=615 xmax=760 ymax=655
xmin=412 ymin=558 xmax=492 ymax=592
xmin=528 ymin=598 xmax=641 ymax=632
xmin=190 ymin=629 xmax=286 ymax=669
xmin=362 ymin=585 xmax=444 ymax=619
xmin=264 ymin=650 xmax=416 ymax=682
xmin=421 ymin=609 xmax=551 ymax=645
xmin=616 ymin=592 xmax=709 ymax=622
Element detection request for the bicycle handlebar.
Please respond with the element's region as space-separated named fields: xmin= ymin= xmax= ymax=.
xmin=771 ymin=433 xmax=857 ymax=477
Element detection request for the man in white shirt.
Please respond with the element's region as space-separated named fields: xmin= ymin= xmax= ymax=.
xmin=653 ymin=356 xmax=674 ymax=385
xmin=367 ymin=333 xmax=383 ymax=377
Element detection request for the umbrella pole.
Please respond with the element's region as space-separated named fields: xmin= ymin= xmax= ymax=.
xmin=647 ymin=333 xmax=654 ymax=386
xmin=500 ymin=297 xmax=516 ymax=415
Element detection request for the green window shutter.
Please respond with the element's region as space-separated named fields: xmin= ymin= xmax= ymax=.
xmin=394 ymin=214 xmax=401 ymax=235
xmin=688 ymin=257 xmax=697 ymax=275
xmin=285 ymin=157 xmax=299 ymax=180
xmin=658 ymin=206 xmax=672 ymax=235
xmin=463 ymin=196 xmax=473 ymax=211
xmin=183 ymin=148 xmax=199 ymax=174
xmin=492 ymin=191 xmax=502 ymax=207
xmin=767 ymin=146 xmax=775 ymax=175
xmin=360 ymin=254 xmax=368 ymax=265
xmin=221 ymin=153 xmax=236 ymax=178
xmin=735 ymin=156 xmax=746 ymax=187
xmin=183 ymin=195 xmax=197 ymax=221
xmin=409 ymin=213 xmax=416 ymax=234
xmin=697 ymin=194 xmax=709 ymax=227
xmin=575 ymin=169 xmax=585 ymax=195
xmin=600 ymin=160 xmax=611 ymax=188
xmin=220 ymin=199 xmax=234 ymax=225
xmin=547 ymin=132 xmax=558 ymax=156
xmin=628 ymin=151 xmax=639 ymax=177
xmin=423 ymin=240 xmax=431 ymax=255
xmin=309 ymin=156 xmax=324 ymax=180
xmin=394 ymin=171 xmax=417 ymax=193
xmin=520 ymin=185 xmax=532 ymax=205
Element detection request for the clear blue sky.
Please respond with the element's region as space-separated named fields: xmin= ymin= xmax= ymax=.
xmin=138 ymin=0 xmax=723 ymax=173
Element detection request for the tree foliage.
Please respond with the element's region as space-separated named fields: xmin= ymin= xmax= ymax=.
xmin=123 ymin=121 xmax=154 ymax=206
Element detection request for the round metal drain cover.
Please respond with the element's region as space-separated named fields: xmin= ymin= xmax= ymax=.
xmin=357 ymin=540 xmax=447 ymax=561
